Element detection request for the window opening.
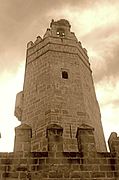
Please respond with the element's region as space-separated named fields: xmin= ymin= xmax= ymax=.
xmin=57 ymin=28 xmax=65 ymax=37
xmin=62 ymin=71 xmax=68 ymax=79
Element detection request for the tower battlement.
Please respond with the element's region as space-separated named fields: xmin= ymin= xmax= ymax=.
xmin=0 ymin=124 xmax=119 ymax=179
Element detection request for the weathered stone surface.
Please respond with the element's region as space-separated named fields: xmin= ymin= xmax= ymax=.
xmin=14 ymin=124 xmax=32 ymax=153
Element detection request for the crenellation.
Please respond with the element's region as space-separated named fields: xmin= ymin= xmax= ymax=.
xmin=34 ymin=36 xmax=42 ymax=44
xmin=108 ymin=132 xmax=119 ymax=155
xmin=14 ymin=124 xmax=32 ymax=153
xmin=83 ymin=47 xmax=88 ymax=56
xmin=27 ymin=41 xmax=34 ymax=49
xmin=43 ymin=28 xmax=51 ymax=39
xmin=26 ymin=39 xmax=90 ymax=73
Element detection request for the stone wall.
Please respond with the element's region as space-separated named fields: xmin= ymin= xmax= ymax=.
xmin=0 ymin=123 xmax=119 ymax=180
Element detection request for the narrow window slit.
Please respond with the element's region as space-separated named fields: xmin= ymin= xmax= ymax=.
xmin=62 ymin=71 xmax=68 ymax=79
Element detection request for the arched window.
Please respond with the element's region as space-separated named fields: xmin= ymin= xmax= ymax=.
xmin=62 ymin=71 xmax=68 ymax=79
xmin=56 ymin=28 xmax=65 ymax=37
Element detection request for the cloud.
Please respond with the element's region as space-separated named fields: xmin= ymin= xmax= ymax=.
xmin=95 ymin=79 xmax=119 ymax=145
xmin=81 ymin=22 xmax=119 ymax=83
xmin=101 ymin=102 xmax=119 ymax=146
xmin=0 ymin=62 xmax=23 ymax=151
xmin=0 ymin=0 xmax=73 ymax=72
xmin=91 ymin=46 xmax=119 ymax=83
xmin=95 ymin=79 xmax=119 ymax=106
xmin=1 ymin=0 xmax=114 ymax=46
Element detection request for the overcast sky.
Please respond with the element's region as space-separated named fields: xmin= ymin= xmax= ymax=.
xmin=0 ymin=0 xmax=119 ymax=152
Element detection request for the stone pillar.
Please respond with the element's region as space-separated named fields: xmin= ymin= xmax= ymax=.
xmin=14 ymin=124 xmax=32 ymax=153
xmin=108 ymin=132 xmax=119 ymax=155
xmin=46 ymin=124 xmax=63 ymax=156
xmin=76 ymin=124 xmax=96 ymax=157
xmin=108 ymin=132 xmax=119 ymax=178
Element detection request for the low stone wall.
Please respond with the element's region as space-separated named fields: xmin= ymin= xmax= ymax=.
xmin=0 ymin=123 xmax=119 ymax=180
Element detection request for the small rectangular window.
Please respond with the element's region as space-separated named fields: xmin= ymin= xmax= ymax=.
xmin=62 ymin=71 xmax=68 ymax=79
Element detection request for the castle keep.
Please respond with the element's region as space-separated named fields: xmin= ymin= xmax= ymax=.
xmin=15 ymin=19 xmax=106 ymax=152
xmin=0 ymin=19 xmax=119 ymax=180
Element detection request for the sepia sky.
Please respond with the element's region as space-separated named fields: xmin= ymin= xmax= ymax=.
xmin=0 ymin=0 xmax=119 ymax=151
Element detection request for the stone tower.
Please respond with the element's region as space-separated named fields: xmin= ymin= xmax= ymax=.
xmin=15 ymin=19 xmax=106 ymax=152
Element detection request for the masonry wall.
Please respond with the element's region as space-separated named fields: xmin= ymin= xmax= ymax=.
xmin=22 ymin=36 xmax=89 ymax=152
xmin=0 ymin=123 xmax=119 ymax=180
xmin=0 ymin=152 xmax=117 ymax=180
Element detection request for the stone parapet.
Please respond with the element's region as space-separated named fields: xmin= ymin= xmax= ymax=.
xmin=108 ymin=132 xmax=119 ymax=156
xmin=76 ymin=124 xmax=96 ymax=157
xmin=0 ymin=125 xmax=119 ymax=179
xmin=46 ymin=124 xmax=63 ymax=157
xmin=14 ymin=124 xmax=32 ymax=154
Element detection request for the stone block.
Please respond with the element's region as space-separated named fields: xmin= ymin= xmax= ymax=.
xmin=108 ymin=132 xmax=119 ymax=155
xmin=14 ymin=124 xmax=32 ymax=153
xmin=76 ymin=124 xmax=96 ymax=157
xmin=46 ymin=124 xmax=63 ymax=154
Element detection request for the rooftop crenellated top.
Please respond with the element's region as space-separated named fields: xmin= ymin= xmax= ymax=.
xmin=50 ymin=19 xmax=71 ymax=28
xmin=26 ymin=19 xmax=75 ymax=50
xmin=26 ymin=19 xmax=89 ymax=64
xmin=26 ymin=40 xmax=89 ymax=68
